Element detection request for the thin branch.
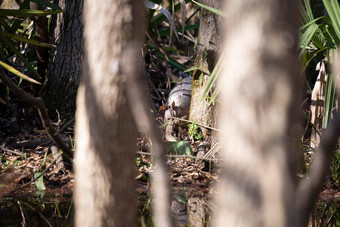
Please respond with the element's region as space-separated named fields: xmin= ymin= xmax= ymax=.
xmin=137 ymin=151 xmax=222 ymax=162
xmin=0 ymin=69 xmax=73 ymax=158
xmin=17 ymin=199 xmax=53 ymax=227
xmin=168 ymin=116 xmax=223 ymax=132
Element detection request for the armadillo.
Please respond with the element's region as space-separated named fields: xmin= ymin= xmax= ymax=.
xmin=165 ymin=77 xmax=192 ymax=141
xmin=167 ymin=77 xmax=192 ymax=118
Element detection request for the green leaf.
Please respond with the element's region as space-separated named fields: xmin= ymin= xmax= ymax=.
xmin=34 ymin=172 xmax=46 ymax=191
xmin=42 ymin=151 xmax=47 ymax=168
xmin=323 ymin=0 xmax=340 ymax=41
xmin=0 ymin=9 xmax=62 ymax=17
xmin=0 ymin=60 xmax=41 ymax=85
xmin=201 ymin=53 xmax=225 ymax=102
xmin=191 ymin=0 xmax=224 ymax=17
xmin=2 ymin=32 xmax=56 ymax=48
xmin=322 ymin=70 xmax=336 ymax=128
xmin=166 ymin=141 xmax=193 ymax=155
xmin=299 ymin=23 xmax=320 ymax=57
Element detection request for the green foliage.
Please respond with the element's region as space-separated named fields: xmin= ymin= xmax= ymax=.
xmin=69 ymin=136 xmax=74 ymax=150
xmin=145 ymin=0 xmax=198 ymax=73
xmin=166 ymin=141 xmax=193 ymax=155
xmin=20 ymin=147 xmax=26 ymax=160
xmin=188 ymin=121 xmax=202 ymax=141
xmin=0 ymin=9 xmax=61 ymax=17
xmin=330 ymin=150 xmax=340 ymax=187
xmin=191 ymin=0 xmax=224 ymax=16
xmin=300 ymin=0 xmax=339 ymax=128
xmin=42 ymin=150 xmax=47 ymax=168
xmin=313 ymin=200 xmax=340 ymax=226
xmin=0 ymin=60 xmax=41 ymax=84
xmin=185 ymin=1 xmax=224 ymax=103
xmin=136 ymin=157 xmax=141 ymax=165
xmin=136 ymin=156 xmax=152 ymax=168
xmin=0 ymin=1 xmax=62 ymax=85
xmin=0 ymin=158 xmax=10 ymax=172
xmin=201 ymin=53 xmax=224 ymax=104
xmin=34 ymin=172 xmax=46 ymax=191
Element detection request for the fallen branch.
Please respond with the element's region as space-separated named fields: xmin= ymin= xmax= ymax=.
xmin=0 ymin=69 xmax=73 ymax=158
xmin=0 ymin=146 xmax=22 ymax=156
xmin=137 ymin=151 xmax=222 ymax=162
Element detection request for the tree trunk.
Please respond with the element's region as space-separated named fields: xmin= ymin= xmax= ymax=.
xmin=41 ymin=0 xmax=83 ymax=118
xmin=214 ymin=0 xmax=301 ymax=226
xmin=75 ymin=0 xmax=144 ymax=226
xmin=189 ymin=0 xmax=221 ymax=130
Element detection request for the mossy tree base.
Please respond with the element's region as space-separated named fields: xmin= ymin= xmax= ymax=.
xmin=189 ymin=0 xmax=221 ymax=131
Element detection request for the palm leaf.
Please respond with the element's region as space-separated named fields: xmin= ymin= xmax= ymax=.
xmin=2 ymin=32 xmax=56 ymax=48
xmin=323 ymin=0 xmax=340 ymax=41
xmin=191 ymin=0 xmax=224 ymax=17
xmin=1 ymin=36 xmax=41 ymax=79
xmin=0 ymin=9 xmax=62 ymax=17
xmin=0 ymin=60 xmax=41 ymax=85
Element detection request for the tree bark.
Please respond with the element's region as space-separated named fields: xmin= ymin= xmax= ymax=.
xmin=189 ymin=0 xmax=221 ymax=130
xmin=75 ymin=0 xmax=144 ymax=226
xmin=214 ymin=0 xmax=301 ymax=226
xmin=41 ymin=0 xmax=83 ymax=118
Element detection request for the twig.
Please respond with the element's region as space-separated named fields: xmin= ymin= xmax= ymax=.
xmin=56 ymin=118 xmax=74 ymax=135
xmin=0 ymin=69 xmax=73 ymax=158
xmin=0 ymin=147 xmax=22 ymax=156
xmin=137 ymin=151 xmax=222 ymax=162
xmin=168 ymin=116 xmax=223 ymax=132
xmin=178 ymin=31 xmax=196 ymax=43
xmin=17 ymin=199 xmax=53 ymax=227
xmin=17 ymin=200 xmax=26 ymax=226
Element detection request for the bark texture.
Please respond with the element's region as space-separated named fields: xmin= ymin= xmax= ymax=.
xmin=214 ymin=0 xmax=301 ymax=226
xmin=75 ymin=0 xmax=145 ymax=226
xmin=41 ymin=0 xmax=83 ymax=118
xmin=189 ymin=0 xmax=221 ymax=130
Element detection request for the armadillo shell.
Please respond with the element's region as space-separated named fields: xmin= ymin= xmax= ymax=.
xmin=167 ymin=77 xmax=191 ymax=118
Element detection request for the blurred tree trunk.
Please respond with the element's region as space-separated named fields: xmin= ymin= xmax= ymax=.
xmin=214 ymin=0 xmax=302 ymax=226
xmin=189 ymin=0 xmax=221 ymax=130
xmin=41 ymin=0 xmax=83 ymax=118
xmin=74 ymin=0 xmax=144 ymax=226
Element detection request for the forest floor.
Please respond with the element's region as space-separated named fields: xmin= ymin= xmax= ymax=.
xmin=0 ymin=100 xmax=218 ymax=197
xmin=0 ymin=92 xmax=339 ymax=225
